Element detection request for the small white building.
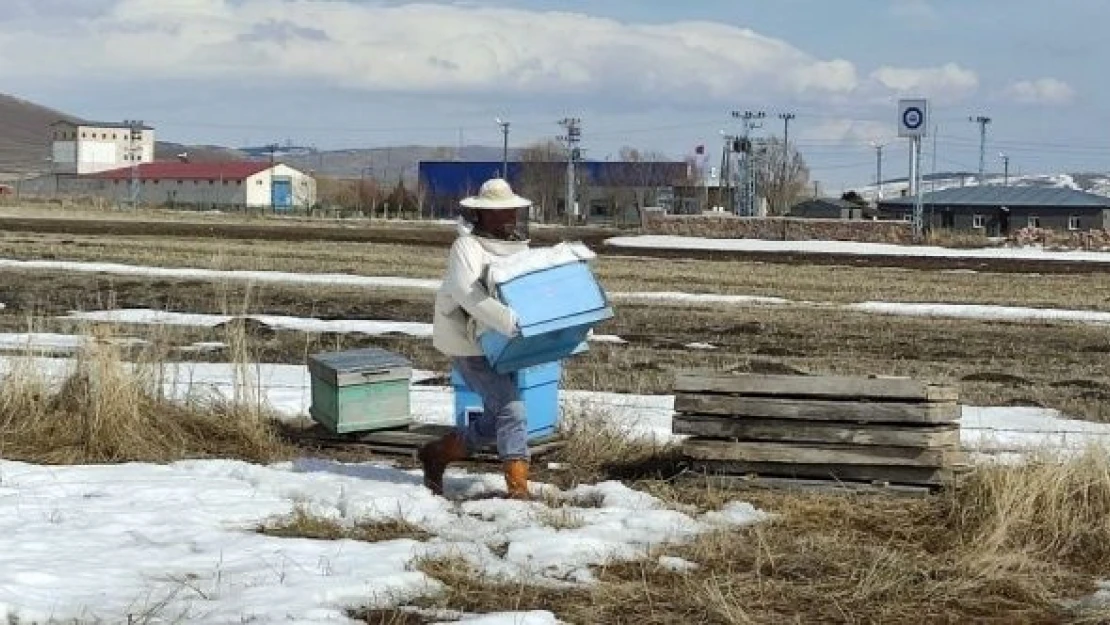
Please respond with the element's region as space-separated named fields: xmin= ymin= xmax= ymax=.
xmin=50 ymin=120 xmax=155 ymax=175
xmin=88 ymin=161 xmax=316 ymax=210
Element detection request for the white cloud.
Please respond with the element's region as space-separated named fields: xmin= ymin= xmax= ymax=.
xmin=0 ymin=0 xmax=984 ymax=108
xmin=803 ymin=119 xmax=894 ymax=146
xmin=869 ymin=63 xmax=979 ymax=100
xmin=1006 ymin=78 xmax=1076 ymax=105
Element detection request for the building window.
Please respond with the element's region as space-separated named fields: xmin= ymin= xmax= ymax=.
xmin=178 ymin=180 xmax=183 ymax=185
xmin=236 ymin=181 xmax=242 ymax=186
xmin=1069 ymin=215 xmax=1081 ymax=231
xmin=81 ymin=132 xmax=86 ymax=138
xmin=210 ymin=180 xmax=216 ymax=185
xmin=1028 ymin=215 xmax=1041 ymax=229
xmin=972 ymin=214 xmax=986 ymax=229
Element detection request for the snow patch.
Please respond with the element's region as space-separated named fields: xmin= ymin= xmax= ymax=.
xmin=605 ymin=235 xmax=1110 ymax=263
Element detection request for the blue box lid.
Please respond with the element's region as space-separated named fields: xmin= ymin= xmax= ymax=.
xmin=480 ymin=261 xmax=613 ymax=373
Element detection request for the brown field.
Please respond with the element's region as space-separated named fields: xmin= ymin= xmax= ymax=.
xmin=2 ymin=208 xmax=1110 ymax=623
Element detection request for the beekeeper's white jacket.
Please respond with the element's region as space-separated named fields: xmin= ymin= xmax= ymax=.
xmin=432 ymin=222 xmax=525 ymax=357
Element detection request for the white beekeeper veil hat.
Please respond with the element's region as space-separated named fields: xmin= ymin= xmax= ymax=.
xmin=460 ymin=178 xmax=532 ymax=210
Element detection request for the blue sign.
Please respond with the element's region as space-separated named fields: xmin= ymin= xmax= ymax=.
xmin=903 ymin=107 xmax=924 ymax=130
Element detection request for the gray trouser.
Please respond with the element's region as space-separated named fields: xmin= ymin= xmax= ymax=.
xmin=453 ymin=356 xmax=529 ymax=460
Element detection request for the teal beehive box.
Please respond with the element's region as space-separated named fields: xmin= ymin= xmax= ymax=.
xmin=308 ymin=347 xmax=413 ymax=434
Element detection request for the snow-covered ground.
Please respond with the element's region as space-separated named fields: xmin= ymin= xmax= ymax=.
xmin=60 ymin=310 xmax=626 ymax=344
xmin=605 ymin=235 xmax=1110 ymax=263
xmin=60 ymin=298 xmax=1110 ymax=335
xmin=2 ymin=357 xmax=1108 ymax=623
xmin=0 ymin=456 xmax=764 ymax=624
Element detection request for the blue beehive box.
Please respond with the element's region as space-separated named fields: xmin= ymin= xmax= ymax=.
xmin=451 ymin=361 xmax=561 ymax=442
xmin=480 ymin=261 xmax=613 ymax=374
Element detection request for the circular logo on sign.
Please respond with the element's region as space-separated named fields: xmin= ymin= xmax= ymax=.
xmin=903 ymin=107 xmax=924 ymax=130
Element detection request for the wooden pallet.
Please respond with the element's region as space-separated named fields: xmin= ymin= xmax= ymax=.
xmin=295 ymin=423 xmax=564 ymax=461
xmin=675 ymin=372 xmax=963 ymax=490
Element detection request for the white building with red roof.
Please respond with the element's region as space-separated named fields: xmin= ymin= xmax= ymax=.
xmin=89 ymin=161 xmax=316 ymax=210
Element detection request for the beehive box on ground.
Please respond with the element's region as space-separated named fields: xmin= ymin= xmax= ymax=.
xmin=308 ymin=347 xmax=413 ymax=434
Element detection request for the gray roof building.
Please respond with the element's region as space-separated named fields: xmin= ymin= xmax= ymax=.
xmin=878 ymin=186 xmax=1110 ymax=234
xmin=880 ymin=186 xmax=1110 ymax=209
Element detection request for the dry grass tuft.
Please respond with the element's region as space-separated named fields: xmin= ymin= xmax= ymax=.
xmin=412 ymin=555 xmax=584 ymax=616
xmin=551 ymin=408 xmax=680 ymax=487
xmin=259 ymin=506 xmax=432 ymax=543
xmin=0 ymin=324 xmax=289 ymax=464
xmin=354 ymin=608 xmax=438 ymax=624
xmin=945 ymin=447 xmax=1110 ymax=572
xmin=530 ymin=506 xmax=587 ymax=530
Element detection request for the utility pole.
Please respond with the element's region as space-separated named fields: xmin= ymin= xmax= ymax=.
xmin=267 ymin=142 xmax=279 ymax=212
xmin=125 ymin=119 xmax=144 ymax=209
xmin=1000 ymin=153 xmax=1010 ymax=186
xmin=730 ymin=110 xmax=765 ymax=216
xmin=871 ymin=142 xmax=885 ymax=200
xmin=496 ymin=118 xmax=510 ymax=179
xmin=778 ymin=112 xmax=795 ymax=213
xmin=969 ymin=115 xmax=992 ymax=184
xmin=558 ymin=117 xmax=582 ymax=227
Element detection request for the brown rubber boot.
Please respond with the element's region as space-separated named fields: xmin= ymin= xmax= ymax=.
xmin=504 ymin=459 xmax=531 ymax=500
xmin=418 ymin=431 xmax=468 ymax=496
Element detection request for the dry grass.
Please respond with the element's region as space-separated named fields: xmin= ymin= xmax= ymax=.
xmin=945 ymin=448 xmax=1110 ymax=572
xmin=258 ymin=506 xmax=432 ymax=543
xmin=355 ymin=609 xmax=439 ymax=624
xmin=0 ymin=323 xmax=290 ymax=465
xmin=384 ymin=442 xmax=1110 ymax=624
xmin=4 ymin=228 xmax=1110 ymax=310
xmin=548 ymin=408 xmax=679 ymax=487
xmin=3 ymin=266 xmax=1109 ymax=421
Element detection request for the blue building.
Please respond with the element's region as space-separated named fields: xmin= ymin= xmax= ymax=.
xmin=419 ymin=160 xmax=689 ymax=223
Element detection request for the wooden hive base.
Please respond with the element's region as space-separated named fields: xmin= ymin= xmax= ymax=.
xmin=297 ymin=423 xmax=564 ymax=461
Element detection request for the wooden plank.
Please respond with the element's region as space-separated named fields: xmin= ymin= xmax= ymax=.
xmin=688 ymin=460 xmax=964 ymax=487
xmin=675 ymin=372 xmax=958 ymax=402
xmin=300 ymin=424 xmax=564 ymax=460
xmin=672 ymin=415 xmax=960 ymax=448
xmin=675 ymin=394 xmax=959 ymax=424
xmin=682 ymin=438 xmax=966 ymax=467
xmin=680 ymin=473 xmax=937 ymax=496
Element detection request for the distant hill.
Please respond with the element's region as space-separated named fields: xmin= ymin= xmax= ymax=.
xmin=0 ymin=93 xmax=77 ymax=176
xmin=0 ymin=92 xmax=517 ymax=184
xmin=278 ymin=145 xmax=515 ymax=184
xmin=154 ymin=141 xmax=249 ymax=164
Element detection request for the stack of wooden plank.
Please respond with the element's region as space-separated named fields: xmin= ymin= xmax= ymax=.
xmin=674 ymin=371 xmax=967 ymax=491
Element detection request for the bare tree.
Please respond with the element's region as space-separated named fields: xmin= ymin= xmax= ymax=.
xmin=600 ymin=147 xmax=684 ymax=225
xmin=753 ymin=137 xmax=810 ymax=216
xmin=517 ymin=140 xmax=566 ymax=223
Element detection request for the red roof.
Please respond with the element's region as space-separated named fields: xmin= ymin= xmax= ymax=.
xmin=91 ymin=161 xmax=272 ymax=181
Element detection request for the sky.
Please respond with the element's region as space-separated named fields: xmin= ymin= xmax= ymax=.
xmin=1 ymin=0 xmax=1107 ymax=190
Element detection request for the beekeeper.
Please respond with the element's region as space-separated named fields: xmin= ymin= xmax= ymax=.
xmin=422 ymin=178 xmax=532 ymax=499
